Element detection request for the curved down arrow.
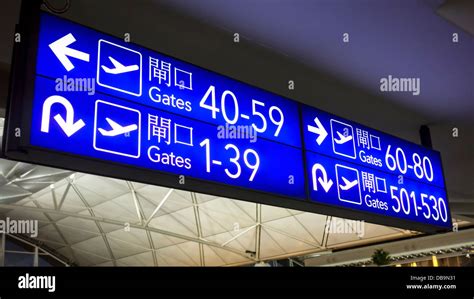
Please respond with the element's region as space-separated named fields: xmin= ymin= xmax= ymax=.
xmin=41 ymin=95 xmax=85 ymax=137
xmin=311 ymin=163 xmax=333 ymax=192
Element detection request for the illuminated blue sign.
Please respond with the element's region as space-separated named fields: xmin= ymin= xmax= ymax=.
xmin=35 ymin=13 xmax=301 ymax=148
xmin=30 ymin=13 xmax=305 ymax=200
xmin=303 ymin=105 xmax=450 ymax=227
xmin=7 ymin=12 xmax=450 ymax=231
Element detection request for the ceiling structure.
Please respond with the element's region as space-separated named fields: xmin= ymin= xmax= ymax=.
xmin=0 ymin=157 xmax=434 ymax=266
xmin=0 ymin=157 xmax=471 ymax=266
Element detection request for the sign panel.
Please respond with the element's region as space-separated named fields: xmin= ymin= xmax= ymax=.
xmin=28 ymin=13 xmax=305 ymax=200
xmin=35 ymin=13 xmax=301 ymax=148
xmin=302 ymin=105 xmax=451 ymax=228
xmin=303 ymin=107 xmax=445 ymax=187
xmin=3 ymin=8 xmax=451 ymax=232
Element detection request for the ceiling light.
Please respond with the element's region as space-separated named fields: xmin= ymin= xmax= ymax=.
xmin=302 ymin=250 xmax=333 ymax=259
xmin=254 ymin=261 xmax=271 ymax=267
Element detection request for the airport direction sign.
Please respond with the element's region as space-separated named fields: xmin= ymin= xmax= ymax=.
xmin=302 ymin=105 xmax=450 ymax=228
xmin=3 ymin=10 xmax=451 ymax=232
xmin=30 ymin=13 xmax=306 ymax=199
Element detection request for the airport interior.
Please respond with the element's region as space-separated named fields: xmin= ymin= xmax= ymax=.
xmin=0 ymin=0 xmax=473 ymax=268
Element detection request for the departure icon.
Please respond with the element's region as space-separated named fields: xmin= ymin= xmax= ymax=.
xmin=335 ymin=164 xmax=362 ymax=205
xmin=93 ymin=100 xmax=141 ymax=158
xmin=338 ymin=177 xmax=358 ymax=191
xmin=97 ymin=39 xmax=142 ymax=96
xmin=101 ymin=57 xmax=139 ymax=75
xmin=334 ymin=131 xmax=353 ymax=145
xmin=331 ymin=119 xmax=356 ymax=159
xmin=98 ymin=118 xmax=138 ymax=137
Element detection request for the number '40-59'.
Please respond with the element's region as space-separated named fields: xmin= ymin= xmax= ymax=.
xmin=199 ymin=85 xmax=284 ymax=136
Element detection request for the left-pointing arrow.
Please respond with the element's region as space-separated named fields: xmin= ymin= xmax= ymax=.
xmin=41 ymin=95 xmax=85 ymax=137
xmin=49 ymin=33 xmax=90 ymax=71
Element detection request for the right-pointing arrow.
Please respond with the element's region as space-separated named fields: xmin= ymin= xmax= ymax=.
xmin=49 ymin=33 xmax=90 ymax=71
xmin=307 ymin=117 xmax=328 ymax=145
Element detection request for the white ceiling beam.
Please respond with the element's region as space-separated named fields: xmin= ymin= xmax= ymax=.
xmin=0 ymin=203 xmax=256 ymax=262
xmin=144 ymin=188 xmax=173 ymax=227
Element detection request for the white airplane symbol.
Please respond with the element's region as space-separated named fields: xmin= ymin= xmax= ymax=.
xmin=334 ymin=131 xmax=353 ymax=144
xmin=98 ymin=118 xmax=138 ymax=137
xmin=101 ymin=56 xmax=139 ymax=74
xmin=339 ymin=177 xmax=358 ymax=190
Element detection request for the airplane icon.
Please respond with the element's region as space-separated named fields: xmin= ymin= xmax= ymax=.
xmin=334 ymin=131 xmax=353 ymax=145
xmin=101 ymin=56 xmax=139 ymax=75
xmin=339 ymin=177 xmax=358 ymax=190
xmin=98 ymin=117 xmax=138 ymax=137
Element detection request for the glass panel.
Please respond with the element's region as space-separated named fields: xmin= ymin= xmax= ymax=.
xmin=4 ymin=252 xmax=34 ymax=267
xmin=38 ymin=256 xmax=53 ymax=267
xmin=5 ymin=238 xmax=34 ymax=252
